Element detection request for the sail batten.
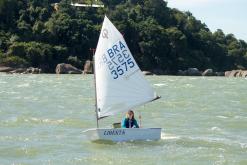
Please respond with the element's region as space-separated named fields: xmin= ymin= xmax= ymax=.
xmin=94 ymin=16 xmax=158 ymax=119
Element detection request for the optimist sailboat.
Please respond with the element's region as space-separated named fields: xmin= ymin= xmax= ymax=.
xmin=84 ymin=16 xmax=161 ymax=142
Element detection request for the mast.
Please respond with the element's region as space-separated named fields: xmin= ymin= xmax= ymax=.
xmin=91 ymin=48 xmax=99 ymax=128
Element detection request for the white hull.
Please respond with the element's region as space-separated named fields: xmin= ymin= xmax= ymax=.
xmin=83 ymin=128 xmax=161 ymax=142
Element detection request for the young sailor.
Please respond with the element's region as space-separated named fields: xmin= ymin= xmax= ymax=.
xmin=121 ymin=110 xmax=139 ymax=128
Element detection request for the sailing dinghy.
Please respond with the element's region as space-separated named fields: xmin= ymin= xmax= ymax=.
xmin=84 ymin=16 xmax=161 ymax=142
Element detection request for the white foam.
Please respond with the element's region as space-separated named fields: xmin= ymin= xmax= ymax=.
xmin=211 ymin=127 xmax=221 ymax=131
xmin=161 ymin=132 xmax=180 ymax=140
xmin=240 ymin=143 xmax=247 ymax=149
xmin=30 ymin=117 xmax=64 ymax=124
xmin=31 ymin=117 xmax=39 ymax=121
xmin=17 ymin=83 xmax=30 ymax=87
xmin=216 ymin=115 xmax=228 ymax=119
xmin=154 ymin=83 xmax=166 ymax=87
xmin=7 ymin=91 xmax=19 ymax=94
xmin=234 ymin=116 xmax=247 ymax=119
xmin=185 ymin=84 xmax=193 ymax=87
xmin=58 ymin=105 xmax=65 ymax=109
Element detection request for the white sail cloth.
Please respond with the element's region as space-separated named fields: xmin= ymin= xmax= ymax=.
xmin=94 ymin=16 xmax=158 ymax=119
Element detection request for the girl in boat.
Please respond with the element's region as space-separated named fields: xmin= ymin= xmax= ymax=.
xmin=121 ymin=110 xmax=139 ymax=128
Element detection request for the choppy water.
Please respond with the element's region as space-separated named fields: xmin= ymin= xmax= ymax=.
xmin=0 ymin=74 xmax=246 ymax=165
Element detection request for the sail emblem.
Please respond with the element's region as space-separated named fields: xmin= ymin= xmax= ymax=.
xmin=102 ymin=29 xmax=108 ymax=39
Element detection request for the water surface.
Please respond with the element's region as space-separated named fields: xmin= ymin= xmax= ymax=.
xmin=0 ymin=74 xmax=246 ymax=164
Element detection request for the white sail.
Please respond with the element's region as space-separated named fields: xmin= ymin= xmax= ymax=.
xmin=94 ymin=16 xmax=158 ymax=119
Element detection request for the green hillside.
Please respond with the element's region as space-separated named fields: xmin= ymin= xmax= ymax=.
xmin=0 ymin=0 xmax=247 ymax=73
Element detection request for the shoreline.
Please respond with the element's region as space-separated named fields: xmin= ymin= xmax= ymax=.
xmin=1 ymin=66 xmax=246 ymax=77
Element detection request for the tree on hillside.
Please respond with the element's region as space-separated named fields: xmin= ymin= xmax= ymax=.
xmin=0 ymin=0 xmax=246 ymax=73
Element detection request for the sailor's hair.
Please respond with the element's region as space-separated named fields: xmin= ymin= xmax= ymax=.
xmin=127 ymin=110 xmax=135 ymax=119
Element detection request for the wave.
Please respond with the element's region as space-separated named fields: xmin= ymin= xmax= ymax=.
xmin=0 ymin=135 xmax=29 ymax=142
xmin=2 ymin=116 xmax=64 ymax=126
xmin=210 ymin=127 xmax=222 ymax=131
xmin=27 ymin=117 xmax=64 ymax=124
xmin=154 ymin=83 xmax=167 ymax=87
xmin=0 ymin=81 xmax=7 ymax=84
xmin=184 ymin=83 xmax=194 ymax=88
xmin=166 ymin=135 xmax=247 ymax=150
xmin=17 ymin=83 xmax=30 ymax=87
xmin=161 ymin=132 xmax=180 ymax=140
xmin=216 ymin=115 xmax=229 ymax=119
xmin=0 ymin=91 xmax=19 ymax=94
xmin=155 ymin=132 xmax=246 ymax=151
xmin=234 ymin=115 xmax=247 ymax=119
xmin=2 ymin=116 xmax=18 ymax=123
xmin=216 ymin=115 xmax=247 ymax=119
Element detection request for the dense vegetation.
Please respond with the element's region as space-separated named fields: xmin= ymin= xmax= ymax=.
xmin=0 ymin=0 xmax=247 ymax=73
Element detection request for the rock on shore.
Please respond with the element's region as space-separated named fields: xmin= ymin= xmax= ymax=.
xmin=5 ymin=67 xmax=42 ymax=74
xmin=1 ymin=65 xmax=246 ymax=77
xmin=0 ymin=66 xmax=15 ymax=72
xmin=225 ymin=70 xmax=247 ymax=77
xmin=55 ymin=63 xmax=82 ymax=74
xmin=178 ymin=68 xmax=226 ymax=76
xmin=178 ymin=68 xmax=201 ymax=76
